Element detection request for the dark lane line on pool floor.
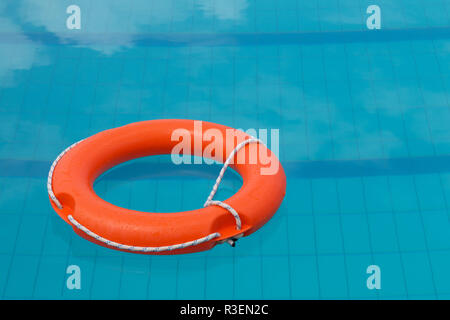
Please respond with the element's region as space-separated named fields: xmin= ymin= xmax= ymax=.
xmin=0 ymin=27 xmax=449 ymax=46
xmin=1 ymin=155 xmax=450 ymax=180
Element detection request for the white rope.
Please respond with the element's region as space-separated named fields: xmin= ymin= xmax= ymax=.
xmin=204 ymin=200 xmax=242 ymax=230
xmin=47 ymin=139 xmax=84 ymax=209
xmin=203 ymin=138 xmax=262 ymax=232
xmin=68 ymin=215 xmax=221 ymax=252
xmin=48 ymin=136 xmax=261 ymax=252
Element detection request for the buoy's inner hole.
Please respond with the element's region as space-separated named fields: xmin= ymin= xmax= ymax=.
xmin=94 ymin=154 xmax=243 ymax=213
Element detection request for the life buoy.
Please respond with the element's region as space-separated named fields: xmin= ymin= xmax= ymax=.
xmin=47 ymin=119 xmax=286 ymax=254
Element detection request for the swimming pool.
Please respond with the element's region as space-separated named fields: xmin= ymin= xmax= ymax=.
xmin=0 ymin=0 xmax=449 ymax=299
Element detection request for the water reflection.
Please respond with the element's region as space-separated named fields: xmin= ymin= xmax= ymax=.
xmin=0 ymin=0 xmax=448 ymax=163
xmin=16 ymin=0 xmax=249 ymax=54
xmin=0 ymin=2 xmax=49 ymax=86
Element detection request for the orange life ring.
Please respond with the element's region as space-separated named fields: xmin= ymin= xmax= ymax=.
xmin=47 ymin=119 xmax=286 ymax=254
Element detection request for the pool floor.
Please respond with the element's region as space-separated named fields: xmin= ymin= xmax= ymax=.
xmin=0 ymin=0 xmax=449 ymax=299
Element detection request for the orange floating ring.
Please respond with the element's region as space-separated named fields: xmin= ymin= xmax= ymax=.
xmin=47 ymin=119 xmax=286 ymax=254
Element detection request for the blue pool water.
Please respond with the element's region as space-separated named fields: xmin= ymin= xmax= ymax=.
xmin=0 ymin=0 xmax=450 ymax=299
